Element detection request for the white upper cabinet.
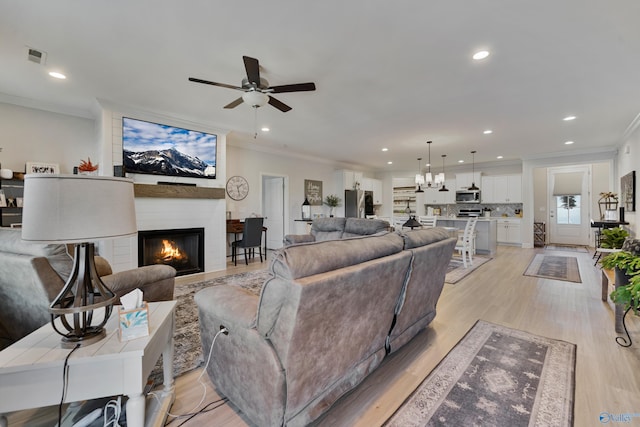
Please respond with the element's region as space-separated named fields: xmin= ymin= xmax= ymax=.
xmin=481 ymin=174 xmax=522 ymax=203
xmin=455 ymin=172 xmax=482 ymax=190
xmin=336 ymin=170 xmax=364 ymax=191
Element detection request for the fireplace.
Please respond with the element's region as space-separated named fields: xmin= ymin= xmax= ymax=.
xmin=138 ymin=228 xmax=204 ymax=276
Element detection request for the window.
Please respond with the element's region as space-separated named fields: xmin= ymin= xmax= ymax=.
xmin=556 ymin=195 xmax=581 ymax=225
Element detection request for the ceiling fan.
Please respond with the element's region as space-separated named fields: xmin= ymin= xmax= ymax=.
xmin=189 ymin=56 xmax=316 ymax=112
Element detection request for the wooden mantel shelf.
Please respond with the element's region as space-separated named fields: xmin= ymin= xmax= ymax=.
xmin=134 ymin=183 xmax=225 ymax=199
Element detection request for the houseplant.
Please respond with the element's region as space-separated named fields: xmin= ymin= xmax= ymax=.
xmin=324 ymin=194 xmax=341 ymax=217
xmin=599 ymin=227 xmax=629 ymax=249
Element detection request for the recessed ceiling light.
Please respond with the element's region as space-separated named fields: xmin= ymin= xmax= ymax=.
xmin=458 ymin=160 xmax=464 ymax=163
xmin=387 ymin=161 xmax=393 ymax=165
xmin=483 ymin=130 xmax=493 ymax=134
xmin=48 ymin=71 xmax=66 ymax=79
xmin=473 ymin=50 xmax=490 ymax=60
xmin=381 ymin=148 xmax=389 ymax=152
xmin=261 ymin=127 xmax=270 ymax=132
xmin=563 ymin=116 xmax=576 ymax=121
xmin=496 ymin=155 xmax=503 ymax=159
xmin=564 ymin=141 xmax=574 ymax=145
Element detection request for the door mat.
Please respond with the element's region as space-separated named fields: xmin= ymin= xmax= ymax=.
xmin=445 ymin=256 xmax=492 ymax=284
xmin=385 ymin=320 xmax=576 ymax=427
xmin=545 ymin=244 xmax=589 ymax=253
xmin=523 ymin=254 xmax=582 ymax=283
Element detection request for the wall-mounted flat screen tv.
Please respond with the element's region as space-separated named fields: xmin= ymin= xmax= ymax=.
xmin=122 ymin=117 xmax=217 ymax=179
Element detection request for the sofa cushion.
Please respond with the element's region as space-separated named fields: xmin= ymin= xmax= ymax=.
xmin=310 ymin=217 xmax=346 ymax=241
xmin=271 ymin=231 xmax=403 ymax=280
xmin=0 ymin=227 xmax=72 ymax=279
xmin=401 ymin=227 xmax=452 ymax=249
xmin=342 ymin=218 xmax=390 ymax=238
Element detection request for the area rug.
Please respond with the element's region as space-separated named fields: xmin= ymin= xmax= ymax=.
xmin=149 ymin=269 xmax=271 ymax=384
xmin=385 ymin=320 xmax=576 ymax=427
xmin=445 ymin=256 xmax=492 ymax=284
xmin=523 ymin=254 xmax=582 ymax=283
xmin=545 ymin=244 xmax=589 ymax=253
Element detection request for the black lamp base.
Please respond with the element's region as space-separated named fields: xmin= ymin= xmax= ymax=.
xmin=60 ymin=328 xmax=107 ymax=349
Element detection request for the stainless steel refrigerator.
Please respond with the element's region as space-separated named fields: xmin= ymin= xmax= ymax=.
xmin=345 ymin=190 xmax=374 ymax=218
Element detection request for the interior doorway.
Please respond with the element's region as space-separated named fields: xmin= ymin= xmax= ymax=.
xmin=261 ymin=174 xmax=288 ymax=250
xmin=547 ymin=166 xmax=591 ymax=246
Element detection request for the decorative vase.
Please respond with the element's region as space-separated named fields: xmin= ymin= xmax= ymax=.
xmin=0 ymin=169 xmax=13 ymax=179
xmin=330 ymin=207 xmax=335 ymax=217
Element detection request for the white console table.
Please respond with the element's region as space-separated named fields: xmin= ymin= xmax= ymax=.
xmin=0 ymin=300 xmax=177 ymax=427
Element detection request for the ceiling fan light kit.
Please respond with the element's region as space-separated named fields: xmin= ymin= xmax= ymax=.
xmin=189 ymin=55 xmax=316 ymax=113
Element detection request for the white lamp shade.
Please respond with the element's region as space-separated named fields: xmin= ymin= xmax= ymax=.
xmin=242 ymin=91 xmax=269 ymax=107
xmin=21 ymin=174 xmax=137 ymax=243
xmin=435 ymin=173 xmax=445 ymax=185
xmin=425 ymin=172 xmax=433 ymax=185
xmin=415 ymin=174 xmax=425 ymax=185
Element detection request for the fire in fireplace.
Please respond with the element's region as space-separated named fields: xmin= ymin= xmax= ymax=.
xmin=138 ymin=228 xmax=204 ymax=276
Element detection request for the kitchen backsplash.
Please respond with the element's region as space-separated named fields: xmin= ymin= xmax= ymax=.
xmin=425 ymin=203 xmax=524 ymax=217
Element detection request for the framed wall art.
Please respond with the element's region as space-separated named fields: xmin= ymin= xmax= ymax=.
xmin=621 ymin=170 xmax=636 ymax=212
xmin=304 ymin=179 xmax=323 ymax=206
xmin=26 ymin=162 xmax=60 ymax=174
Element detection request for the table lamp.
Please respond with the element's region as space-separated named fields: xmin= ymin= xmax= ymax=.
xmin=21 ymin=174 xmax=137 ymax=348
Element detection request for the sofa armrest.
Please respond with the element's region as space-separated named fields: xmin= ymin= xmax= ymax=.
xmin=195 ymin=285 xmax=258 ymax=329
xmin=283 ymin=234 xmax=316 ymax=246
xmin=102 ymin=264 xmax=176 ymax=302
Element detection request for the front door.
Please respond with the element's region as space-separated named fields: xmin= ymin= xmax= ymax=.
xmin=548 ymin=166 xmax=591 ymax=246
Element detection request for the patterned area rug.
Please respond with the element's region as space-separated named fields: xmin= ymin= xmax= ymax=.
xmin=523 ymin=254 xmax=582 ymax=283
xmin=385 ymin=320 xmax=576 ymax=427
xmin=445 ymin=256 xmax=492 ymax=284
xmin=149 ymin=269 xmax=271 ymax=384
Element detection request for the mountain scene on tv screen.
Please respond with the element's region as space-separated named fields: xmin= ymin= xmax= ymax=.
xmin=124 ymin=148 xmax=216 ymax=178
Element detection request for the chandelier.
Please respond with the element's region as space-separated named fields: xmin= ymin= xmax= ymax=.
xmin=438 ymin=154 xmax=449 ymax=192
xmin=424 ymin=140 xmax=444 ymax=189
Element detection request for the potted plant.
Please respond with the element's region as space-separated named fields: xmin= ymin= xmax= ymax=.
xmin=599 ymin=227 xmax=629 ymax=249
xmin=324 ymin=194 xmax=341 ymax=217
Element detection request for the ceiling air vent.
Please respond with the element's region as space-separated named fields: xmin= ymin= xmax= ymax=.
xmin=27 ymin=48 xmax=46 ymax=64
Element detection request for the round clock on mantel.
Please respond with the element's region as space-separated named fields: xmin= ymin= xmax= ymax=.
xmin=226 ymin=176 xmax=249 ymax=201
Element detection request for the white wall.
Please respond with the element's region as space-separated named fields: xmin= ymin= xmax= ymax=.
xmin=0 ymin=102 xmax=96 ymax=173
xmin=617 ymin=114 xmax=640 ymax=236
xmin=226 ymin=142 xmax=358 ymax=235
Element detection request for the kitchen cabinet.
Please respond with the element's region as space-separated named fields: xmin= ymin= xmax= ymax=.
xmin=497 ymin=218 xmax=522 ymax=244
xmin=336 ymin=169 xmax=364 ymax=191
xmin=481 ymin=174 xmax=522 ymax=203
xmin=455 ymin=172 xmax=482 ymax=190
xmin=362 ymin=178 xmax=383 ymax=204
xmin=424 ymin=179 xmax=456 ymax=204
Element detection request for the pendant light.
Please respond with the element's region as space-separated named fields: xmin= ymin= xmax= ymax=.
xmin=415 ymin=157 xmax=424 ymax=193
xmin=425 ymin=141 xmax=435 ymax=188
xmin=468 ymin=150 xmax=479 ymax=190
xmin=438 ymin=154 xmax=449 ymax=192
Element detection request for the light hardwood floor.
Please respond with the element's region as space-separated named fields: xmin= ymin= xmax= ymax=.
xmin=7 ymin=246 xmax=640 ymax=426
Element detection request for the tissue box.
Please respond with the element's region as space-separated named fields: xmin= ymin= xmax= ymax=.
xmin=118 ymin=302 xmax=150 ymax=341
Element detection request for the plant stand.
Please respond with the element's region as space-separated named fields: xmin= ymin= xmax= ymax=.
xmin=616 ymin=307 xmax=635 ymax=347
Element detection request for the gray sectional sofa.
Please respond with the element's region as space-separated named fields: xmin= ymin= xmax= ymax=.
xmin=283 ymin=217 xmax=390 ymax=246
xmin=0 ymin=227 xmax=176 ymax=350
xmin=195 ymin=227 xmax=456 ymax=426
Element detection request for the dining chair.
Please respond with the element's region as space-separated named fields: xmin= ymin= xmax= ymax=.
xmin=455 ymin=217 xmax=478 ymax=268
xmin=417 ymin=216 xmax=438 ymax=227
xmin=232 ymin=217 xmax=264 ymax=266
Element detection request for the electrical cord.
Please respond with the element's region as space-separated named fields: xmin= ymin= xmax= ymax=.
xmin=103 ymin=395 xmax=122 ymax=427
xmin=151 ymin=326 xmax=228 ymax=423
xmin=58 ymin=343 xmax=82 ymax=426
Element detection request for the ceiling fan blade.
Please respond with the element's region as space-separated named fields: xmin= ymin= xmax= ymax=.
xmin=268 ymin=96 xmax=292 ymax=112
xmin=188 ymin=77 xmax=244 ymax=91
xmin=224 ymin=97 xmax=244 ymax=109
xmin=269 ymin=82 xmax=316 ymax=93
xmin=243 ymin=56 xmax=261 ymax=87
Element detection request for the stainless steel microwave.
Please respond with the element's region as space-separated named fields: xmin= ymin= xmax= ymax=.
xmin=455 ymin=190 xmax=481 ymax=204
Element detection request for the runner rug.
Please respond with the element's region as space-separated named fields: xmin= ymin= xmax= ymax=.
xmin=445 ymin=256 xmax=492 ymax=284
xmin=523 ymin=254 xmax=582 ymax=283
xmin=385 ymin=320 xmax=576 ymax=427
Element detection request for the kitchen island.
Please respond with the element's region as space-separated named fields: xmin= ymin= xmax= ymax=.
xmin=436 ymin=217 xmax=498 ymax=256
